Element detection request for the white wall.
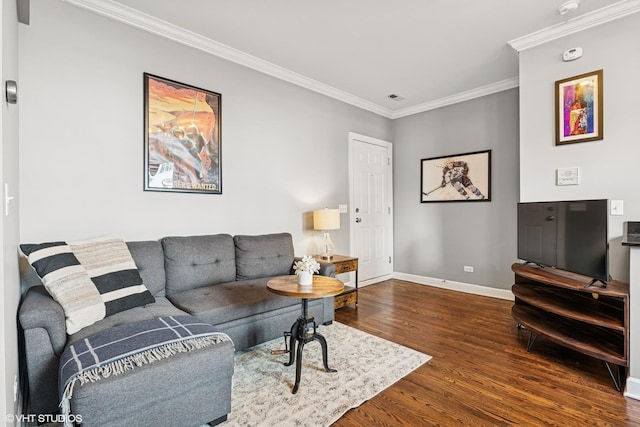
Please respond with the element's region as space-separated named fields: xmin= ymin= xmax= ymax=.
xmin=518 ymin=12 xmax=640 ymax=396
xmin=2 ymin=0 xmax=22 ymax=424
xmin=628 ymin=247 xmax=640 ymax=397
xmin=519 ymin=13 xmax=640 ymax=283
xmin=18 ymin=0 xmax=392 ymax=256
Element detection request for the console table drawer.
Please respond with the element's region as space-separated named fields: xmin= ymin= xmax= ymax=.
xmin=314 ymin=255 xmax=359 ymax=309
xmin=334 ymin=287 xmax=357 ymax=309
xmin=335 ymin=259 xmax=358 ymax=274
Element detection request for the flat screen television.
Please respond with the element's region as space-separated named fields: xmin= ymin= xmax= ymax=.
xmin=517 ymin=199 xmax=609 ymax=283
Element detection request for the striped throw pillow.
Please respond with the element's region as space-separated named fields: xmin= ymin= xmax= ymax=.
xmin=20 ymin=235 xmax=155 ymax=334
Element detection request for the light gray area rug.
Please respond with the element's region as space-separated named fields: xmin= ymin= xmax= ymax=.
xmin=222 ymin=321 xmax=432 ymax=427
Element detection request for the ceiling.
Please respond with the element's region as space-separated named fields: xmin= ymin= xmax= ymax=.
xmin=63 ymin=0 xmax=636 ymax=118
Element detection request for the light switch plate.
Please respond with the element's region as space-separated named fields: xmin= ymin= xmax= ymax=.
xmin=611 ymin=200 xmax=624 ymax=216
xmin=338 ymin=204 xmax=348 ymax=214
xmin=556 ymin=167 xmax=579 ymax=186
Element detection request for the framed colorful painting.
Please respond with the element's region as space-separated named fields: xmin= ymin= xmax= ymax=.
xmin=143 ymin=73 xmax=222 ymax=194
xmin=555 ymin=69 xmax=603 ymax=146
xmin=420 ymin=150 xmax=491 ymax=203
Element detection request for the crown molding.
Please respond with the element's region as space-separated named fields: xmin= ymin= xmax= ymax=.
xmin=60 ymin=0 xmax=394 ymax=118
xmin=390 ymin=77 xmax=519 ymax=119
xmin=60 ymin=0 xmax=519 ymax=119
xmin=508 ymin=0 xmax=640 ymax=52
xmin=55 ymin=0 xmax=640 ymax=119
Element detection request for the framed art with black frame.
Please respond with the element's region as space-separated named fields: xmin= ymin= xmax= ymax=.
xmin=421 ymin=150 xmax=491 ymax=203
xmin=143 ymin=73 xmax=222 ymax=194
xmin=555 ymin=69 xmax=603 ymax=146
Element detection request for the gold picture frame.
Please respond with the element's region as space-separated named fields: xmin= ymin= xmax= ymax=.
xmin=555 ymin=69 xmax=603 ymax=146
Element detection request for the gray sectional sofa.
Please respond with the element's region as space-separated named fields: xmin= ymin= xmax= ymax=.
xmin=19 ymin=232 xmax=335 ymax=427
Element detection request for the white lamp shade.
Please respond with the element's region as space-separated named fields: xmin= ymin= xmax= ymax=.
xmin=313 ymin=208 xmax=340 ymax=230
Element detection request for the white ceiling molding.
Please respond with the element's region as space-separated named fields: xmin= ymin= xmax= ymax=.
xmin=60 ymin=0 xmax=394 ymax=118
xmin=54 ymin=0 xmax=640 ymax=119
xmin=60 ymin=0 xmax=520 ymax=119
xmin=390 ymin=77 xmax=520 ymax=120
xmin=508 ymin=0 xmax=640 ymax=52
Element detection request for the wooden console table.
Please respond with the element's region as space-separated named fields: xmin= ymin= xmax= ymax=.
xmin=511 ymin=263 xmax=629 ymax=391
xmin=314 ymin=255 xmax=358 ymax=309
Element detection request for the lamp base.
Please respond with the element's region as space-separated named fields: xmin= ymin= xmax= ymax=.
xmin=320 ymin=231 xmax=335 ymax=261
xmin=320 ymin=254 xmax=333 ymax=260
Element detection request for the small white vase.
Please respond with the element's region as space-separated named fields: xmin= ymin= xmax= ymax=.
xmin=298 ymin=271 xmax=313 ymax=286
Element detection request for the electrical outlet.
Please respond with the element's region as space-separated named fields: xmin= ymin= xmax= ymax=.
xmin=464 ymin=266 xmax=474 ymax=273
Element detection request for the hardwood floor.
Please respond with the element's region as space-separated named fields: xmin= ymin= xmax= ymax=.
xmin=333 ymin=279 xmax=640 ymax=426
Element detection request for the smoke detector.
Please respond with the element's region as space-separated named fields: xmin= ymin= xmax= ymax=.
xmin=558 ymin=0 xmax=580 ymax=15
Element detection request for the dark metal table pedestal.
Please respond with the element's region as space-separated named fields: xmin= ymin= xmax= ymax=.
xmin=266 ymin=275 xmax=344 ymax=394
xmin=284 ymin=298 xmax=336 ymax=394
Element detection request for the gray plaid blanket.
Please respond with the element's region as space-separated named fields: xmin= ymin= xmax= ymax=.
xmin=58 ymin=315 xmax=231 ymax=426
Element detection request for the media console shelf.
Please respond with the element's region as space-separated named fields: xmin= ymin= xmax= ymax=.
xmin=511 ymin=263 xmax=629 ymax=391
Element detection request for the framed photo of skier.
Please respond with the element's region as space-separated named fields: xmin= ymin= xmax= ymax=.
xmin=420 ymin=150 xmax=491 ymax=203
xmin=143 ymin=73 xmax=222 ymax=194
xmin=555 ymin=69 xmax=603 ymax=146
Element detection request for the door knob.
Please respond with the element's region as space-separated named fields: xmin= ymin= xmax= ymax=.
xmin=355 ymin=218 xmax=362 ymax=223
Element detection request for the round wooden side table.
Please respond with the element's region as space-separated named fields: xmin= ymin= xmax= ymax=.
xmin=267 ymin=275 xmax=344 ymax=393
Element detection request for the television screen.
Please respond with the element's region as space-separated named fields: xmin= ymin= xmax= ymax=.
xmin=517 ymin=199 xmax=609 ymax=282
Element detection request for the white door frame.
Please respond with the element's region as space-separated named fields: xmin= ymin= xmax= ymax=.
xmin=348 ymin=132 xmax=393 ymax=286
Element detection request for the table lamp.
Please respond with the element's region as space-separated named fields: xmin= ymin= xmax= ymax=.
xmin=313 ymin=208 xmax=340 ymax=259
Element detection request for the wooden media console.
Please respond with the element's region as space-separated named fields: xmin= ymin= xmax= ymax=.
xmin=511 ymin=263 xmax=629 ymax=391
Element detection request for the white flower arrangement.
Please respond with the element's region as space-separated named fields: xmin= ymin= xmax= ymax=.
xmin=293 ymin=256 xmax=321 ymax=275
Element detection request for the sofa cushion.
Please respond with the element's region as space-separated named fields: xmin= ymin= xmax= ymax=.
xmin=162 ymin=234 xmax=236 ymax=295
xmin=127 ymin=240 xmax=166 ymax=297
xmin=168 ymin=278 xmax=297 ymax=325
xmin=20 ymin=235 xmax=155 ymax=335
xmin=234 ymin=233 xmax=294 ymax=280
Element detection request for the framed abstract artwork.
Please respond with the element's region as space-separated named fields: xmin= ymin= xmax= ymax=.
xmin=555 ymin=69 xmax=603 ymax=146
xmin=143 ymin=73 xmax=222 ymax=194
xmin=420 ymin=150 xmax=491 ymax=203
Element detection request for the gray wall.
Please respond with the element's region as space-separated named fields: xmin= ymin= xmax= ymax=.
xmin=519 ymin=13 xmax=640 ymax=283
xmin=18 ymin=0 xmax=392 ymax=257
xmin=393 ymin=88 xmax=520 ymax=290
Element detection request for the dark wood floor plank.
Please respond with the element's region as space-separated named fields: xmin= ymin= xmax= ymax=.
xmin=333 ymin=279 xmax=640 ymax=426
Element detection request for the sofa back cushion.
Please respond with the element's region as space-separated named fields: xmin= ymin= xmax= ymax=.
xmin=234 ymin=233 xmax=294 ymax=280
xmin=162 ymin=234 xmax=236 ymax=295
xmin=20 ymin=235 xmax=155 ymax=335
xmin=127 ymin=241 xmax=166 ymax=297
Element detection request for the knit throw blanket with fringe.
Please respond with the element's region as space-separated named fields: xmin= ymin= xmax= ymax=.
xmin=58 ymin=315 xmax=231 ymax=426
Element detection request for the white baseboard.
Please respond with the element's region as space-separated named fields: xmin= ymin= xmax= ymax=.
xmin=359 ymin=274 xmax=392 ymax=287
xmin=392 ymin=272 xmax=514 ymax=301
xmin=624 ymin=377 xmax=640 ymax=400
xmin=334 ymin=273 xmax=392 ymax=289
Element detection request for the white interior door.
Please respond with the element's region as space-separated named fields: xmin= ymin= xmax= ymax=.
xmin=349 ymin=132 xmax=393 ymax=285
